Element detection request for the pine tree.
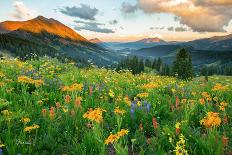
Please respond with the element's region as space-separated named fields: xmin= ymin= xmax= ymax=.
xmin=152 ymin=59 xmax=157 ymax=69
xmin=157 ymin=58 xmax=163 ymax=72
xmin=145 ymin=59 xmax=152 ymax=68
xmin=139 ymin=59 xmax=145 ymax=73
xmin=172 ymin=48 xmax=193 ymax=80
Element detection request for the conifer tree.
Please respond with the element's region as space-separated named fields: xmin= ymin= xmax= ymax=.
xmin=139 ymin=59 xmax=145 ymax=73
xmin=157 ymin=58 xmax=163 ymax=72
xmin=172 ymin=48 xmax=193 ymax=80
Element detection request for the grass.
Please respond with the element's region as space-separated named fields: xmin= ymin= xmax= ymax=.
xmin=0 ymin=57 xmax=231 ymax=155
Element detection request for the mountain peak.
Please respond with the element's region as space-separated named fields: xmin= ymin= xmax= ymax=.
xmin=137 ymin=37 xmax=166 ymax=43
xmin=34 ymin=16 xmax=57 ymax=23
xmin=89 ymin=38 xmax=103 ymax=44
xmin=0 ymin=16 xmax=87 ymax=41
xmin=35 ymin=16 xmax=47 ymax=20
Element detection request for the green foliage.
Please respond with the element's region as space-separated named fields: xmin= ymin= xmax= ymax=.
xmin=116 ymin=56 xmax=144 ymax=74
xmin=173 ymin=48 xmax=193 ymax=80
xmin=201 ymin=64 xmax=232 ymax=76
xmin=0 ymin=57 xmax=231 ymax=154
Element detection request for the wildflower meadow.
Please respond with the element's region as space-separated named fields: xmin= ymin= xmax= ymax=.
xmin=0 ymin=58 xmax=231 ymax=155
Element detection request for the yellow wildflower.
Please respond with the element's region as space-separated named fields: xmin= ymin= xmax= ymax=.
xmin=220 ymin=101 xmax=228 ymax=107
xmin=21 ymin=117 xmax=31 ymax=124
xmin=24 ymin=124 xmax=40 ymax=132
xmin=0 ymin=144 xmax=5 ymax=148
xmin=62 ymin=83 xmax=83 ymax=92
xmin=200 ymin=112 xmax=221 ymax=128
xmin=83 ymin=108 xmax=106 ymax=123
xmin=171 ymin=88 xmax=176 ymax=94
xmin=137 ymin=92 xmax=149 ymax=98
xmin=199 ymin=98 xmax=205 ymax=105
xmin=219 ymin=106 xmax=225 ymax=111
xmin=124 ymin=96 xmax=131 ymax=106
xmin=140 ymin=83 xmax=159 ymax=89
xmin=105 ymin=129 xmax=129 ymax=145
xmin=18 ymin=76 xmax=44 ymax=86
xmin=219 ymin=101 xmax=228 ymax=111
xmin=1 ymin=110 xmax=12 ymax=116
xmin=181 ymin=99 xmax=187 ymax=104
xmin=173 ymin=134 xmax=188 ymax=155
xmin=104 ymin=134 xmax=119 ymax=145
xmin=117 ymin=129 xmax=129 ymax=137
xmin=116 ymin=95 xmax=122 ymax=102
xmin=212 ymin=84 xmax=229 ymax=91
xmin=137 ymin=101 xmax=141 ymax=106
xmin=201 ymin=92 xmax=210 ymax=98
xmin=114 ymin=106 xmax=126 ymax=115
xmin=175 ymin=122 xmax=181 ymax=129
xmin=62 ymin=107 xmax=68 ymax=113
xmin=33 ymin=79 xmax=44 ymax=87
xmin=109 ymin=89 xmax=115 ymax=98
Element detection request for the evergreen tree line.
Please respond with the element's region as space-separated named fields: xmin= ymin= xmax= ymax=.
xmin=116 ymin=56 xmax=172 ymax=76
xmin=116 ymin=56 xmax=145 ymax=74
xmin=0 ymin=34 xmax=90 ymax=67
xmin=145 ymin=58 xmax=171 ymax=76
xmin=117 ymin=48 xmax=232 ymax=80
xmin=116 ymin=48 xmax=193 ymax=80
xmin=200 ymin=64 xmax=232 ymax=76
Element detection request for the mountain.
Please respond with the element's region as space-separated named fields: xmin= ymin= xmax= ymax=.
xmin=0 ymin=16 xmax=87 ymax=41
xmin=89 ymin=38 xmax=110 ymax=49
xmin=130 ymin=42 xmax=232 ymax=67
xmin=182 ymin=34 xmax=232 ymax=51
xmin=0 ymin=16 xmax=119 ymax=66
xmin=132 ymin=44 xmax=182 ymax=57
xmin=89 ymin=38 xmax=103 ymax=44
xmin=107 ymin=37 xmax=167 ymax=50
xmin=137 ymin=38 xmax=166 ymax=44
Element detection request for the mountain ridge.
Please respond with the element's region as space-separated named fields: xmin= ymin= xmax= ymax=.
xmin=0 ymin=16 xmax=120 ymax=66
xmin=89 ymin=38 xmax=104 ymax=44
xmin=0 ymin=16 xmax=87 ymax=41
xmin=182 ymin=33 xmax=232 ymax=51
xmin=106 ymin=37 xmax=167 ymax=50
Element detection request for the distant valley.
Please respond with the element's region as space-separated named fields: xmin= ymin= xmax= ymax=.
xmin=91 ymin=34 xmax=232 ymax=68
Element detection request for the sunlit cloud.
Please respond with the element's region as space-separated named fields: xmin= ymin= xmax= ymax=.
xmin=138 ymin=0 xmax=232 ymax=32
xmin=11 ymin=1 xmax=37 ymax=20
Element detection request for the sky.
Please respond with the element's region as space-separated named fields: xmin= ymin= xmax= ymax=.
xmin=0 ymin=0 xmax=232 ymax=42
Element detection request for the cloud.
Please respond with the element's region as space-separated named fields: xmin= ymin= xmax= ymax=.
xmin=137 ymin=0 xmax=232 ymax=32
xmin=149 ymin=33 xmax=163 ymax=38
xmin=167 ymin=26 xmax=174 ymax=31
xmin=60 ymin=4 xmax=98 ymax=20
xmin=109 ymin=20 xmax=118 ymax=25
xmin=74 ymin=20 xmax=114 ymax=33
xmin=194 ymin=0 xmax=232 ymax=6
xmin=150 ymin=26 xmax=165 ymax=30
xmin=121 ymin=2 xmax=138 ymax=14
xmin=167 ymin=26 xmax=188 ymax=32
xmin=175 ymin=26 xmax=188 ymax=32
xmin=12 ymin=1 xmax=36 ymax=20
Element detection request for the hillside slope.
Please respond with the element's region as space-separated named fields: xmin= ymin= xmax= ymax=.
xmin=0 ymin=16 xmax=119 ymax=66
